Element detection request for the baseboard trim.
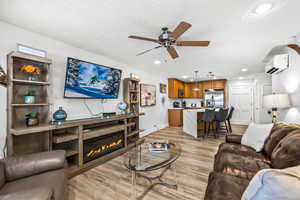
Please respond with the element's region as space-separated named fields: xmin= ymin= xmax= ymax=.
xmin=140 ymin=124 xmax=168 ymax=138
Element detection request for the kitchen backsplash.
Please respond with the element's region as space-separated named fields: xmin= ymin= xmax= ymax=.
xmin=169 ymin=98 xmax=204 ymax=108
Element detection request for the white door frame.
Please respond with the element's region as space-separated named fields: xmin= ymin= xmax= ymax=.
xmin=228 ymin=80 xmax=254 ymax=125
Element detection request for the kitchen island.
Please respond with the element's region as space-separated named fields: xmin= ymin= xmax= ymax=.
xmin=183 ymin=108 xmax=220 ymax=138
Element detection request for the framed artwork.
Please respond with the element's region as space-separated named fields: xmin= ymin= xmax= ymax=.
xmin=160 ymin=83 xmax=166 ymax=94
xmin=140 ymin=84 xmax=156 ymax=107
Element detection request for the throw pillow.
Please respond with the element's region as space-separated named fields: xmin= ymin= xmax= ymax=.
xmin=242 ymin=165 xmax=300 ymax=200
xmin=241 ymin=123 xmax=274 ymax=152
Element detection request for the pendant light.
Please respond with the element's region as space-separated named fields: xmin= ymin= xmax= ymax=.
xmin=208 ymin=72 xmax=215 ymax=91
xmin=193 ymin=71 xmax=200 ymax=91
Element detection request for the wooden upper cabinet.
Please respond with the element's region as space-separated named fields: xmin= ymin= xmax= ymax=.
xmin=202 ymin=81 xmax=212 ymax=92
xmin=202 ymin=80 xmax=226 ymax=91
xmin=190 ymin=82 xmax=202 ymax=98
xmin=168 ymin=78 xmax=184 ymax=98
xmin=184 ymin=82 xmax=191 ymax=98
xmin=213 ymin=79 xmax=226 ymax=90
xmin=169 ymin=78 xmax=226 ymax=99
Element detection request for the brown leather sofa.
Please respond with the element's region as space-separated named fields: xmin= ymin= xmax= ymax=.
xmin=0 ymin=150 xmax=68 ymax=200
xmin=204 ymin=123 xmax=300 ymax=200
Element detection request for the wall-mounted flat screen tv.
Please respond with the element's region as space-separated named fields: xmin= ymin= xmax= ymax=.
xmin=64 ymin=58 xmax=122 ymax=99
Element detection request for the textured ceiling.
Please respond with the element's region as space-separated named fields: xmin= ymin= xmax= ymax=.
xmin=0 ymin=0 xmax=299 ymax=79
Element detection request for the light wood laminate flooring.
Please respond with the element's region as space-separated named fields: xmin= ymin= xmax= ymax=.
xmin=69 ymin=125 xmax=247 ymax=200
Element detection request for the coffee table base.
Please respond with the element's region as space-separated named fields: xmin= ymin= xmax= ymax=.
xmin=131 ymin=164 xmax=177 ymax=199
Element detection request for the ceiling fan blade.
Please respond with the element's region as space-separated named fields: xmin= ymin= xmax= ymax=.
xmin=171 ymin=21 xmax=192 ymax=39
xmin=176 ymin=41 xmax=210 ymax=46
xmin=167 ymin=46 xmax=179 ymax=59
xmin=136 ymin=46 xmax=162 ymax=56
xmin=288 ymin=44 xmax=300 ymax=55
xmin=128 ymin=35 xmax=160 ymax=43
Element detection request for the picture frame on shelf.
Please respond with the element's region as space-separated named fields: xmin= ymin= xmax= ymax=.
xmin=0 ymin=65 xmax=7 ymax=87
xmin=160 ymin=83 xmax=166 ymax=94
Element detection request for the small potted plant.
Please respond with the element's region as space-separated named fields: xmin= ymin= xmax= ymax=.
xmin=25 ymin=112 xmax=39 ymax=126
xmin=20 ymin=65 xmax=41 ymax=81
xmin=24 ymin=90 xmax=36 ymax=104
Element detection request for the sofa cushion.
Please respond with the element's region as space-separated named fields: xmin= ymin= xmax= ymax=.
xmin=0 ymin=168 xmax=67 ymax=200
xmin=214 ymin=152 xmax=270 ymax=180
xmin=271 ymin=130 xmax=300 ymax=169
xmin=204 ymin=172 xmax=249 ymax=200
xmin=0 ymin=161 xmax=5 ymax=189
xmin=225 ymin=134 xmax=242 ymax=144
xmin=241 ymin=123 xmax=273 ymax=152
xmin=0 ymin=187 xmax=54 ymax=200
xmin=242 ymin=165 xmax=300 ymax=200
xmin=264 ymin=123 xmax=300 ymax=157
xmin=216 ymin=143 xmax=270 ymax=163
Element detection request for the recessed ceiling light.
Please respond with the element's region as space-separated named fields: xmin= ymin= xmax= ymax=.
xmin=154 ymin=60 xmax=161 ymax=65
xmin=182 ymin=75 xmax=188 ymax=79
xmin=241 ymin=68 xmax=248 ymax=72
xmin=239 ymin=77 xmax=244 ymax=80
xmin=213 ymin=76 xmax=217 ymax=80
xmin=254 ymin=3 xmax=273 ymax=15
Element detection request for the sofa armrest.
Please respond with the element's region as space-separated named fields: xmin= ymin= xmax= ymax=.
xmin=0 ymin=187 xmax=54 ymax=200
xmin=226 ymin=134 xmax=242 ymax=144
xmin=4 ymin=150 xmax=66 ymax=182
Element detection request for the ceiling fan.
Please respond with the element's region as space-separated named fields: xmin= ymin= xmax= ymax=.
xmin=287 ymin=36 xmax=300 ymax=55
xmin=128 ymin=21 xmax=210 ymax=59
xmin=288 ymin=44 xmax=300 ymax=55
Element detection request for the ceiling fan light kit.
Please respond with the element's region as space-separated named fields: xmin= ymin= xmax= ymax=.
xmin=129 ymin=21 xmax=210 ymax=59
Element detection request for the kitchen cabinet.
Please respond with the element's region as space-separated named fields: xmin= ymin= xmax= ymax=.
xmin=202 ymin=80 xmax=213 ymax=92
xmin=190 ymin=82 xmax=202 ymax=98
xmin=184 ymin=83 xmax=191 ymax=98
xmin=213 ymin=79 xmax=226 ymax=90
xmin=168 ymin=78 xmax=226 ymax=99
xmin=202 ymin=79 xmax=226 ymax=91
xmin=168 ymin=109 xmax=183 ymax=127
xmin=168 ymin=78 xmax=184 ymax=98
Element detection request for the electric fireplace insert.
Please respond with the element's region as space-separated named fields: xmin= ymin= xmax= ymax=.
xmin=83 ymin=131 xmax=124 ymax=163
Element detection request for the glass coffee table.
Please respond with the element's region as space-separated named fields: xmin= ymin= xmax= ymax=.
xmin=124 ymin=141 xmax=181 ymax=199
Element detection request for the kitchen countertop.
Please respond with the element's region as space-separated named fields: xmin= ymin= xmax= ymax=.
xmin=169 ymin=107 xmax=220 ymax=111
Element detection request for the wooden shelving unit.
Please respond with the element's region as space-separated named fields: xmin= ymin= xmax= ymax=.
xmin=123 ymin=78 xmax=140 ymax=113
xmin=123 ymin=77 xmax=141 ymax=144
xmin=7 ymin=51 xmax=52 ymax=156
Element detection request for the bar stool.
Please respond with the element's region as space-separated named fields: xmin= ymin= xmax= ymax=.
xmin=198 ymin=109 xmax=216 ymax=138
xmin=226 ymin=106 xmax=235 ymax=133
xmin=214 ymin=108 xmax=229 ymax=136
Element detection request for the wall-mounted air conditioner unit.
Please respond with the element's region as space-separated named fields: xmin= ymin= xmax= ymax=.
xmin=265 ymin=54 xmax=289 ymax=74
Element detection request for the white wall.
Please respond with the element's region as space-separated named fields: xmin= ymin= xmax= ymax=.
xmin=272 ymin=47 xmax=300 ymax=123
xmin=0 ymin=21 xmax=168 ymax=157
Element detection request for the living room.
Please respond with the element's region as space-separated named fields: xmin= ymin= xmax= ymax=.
xmin=0 ymin=1 xmax=299 ymax=200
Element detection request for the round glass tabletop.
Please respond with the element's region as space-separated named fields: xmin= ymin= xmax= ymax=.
xmin=123 ymin=142 xmax=181 ymax=172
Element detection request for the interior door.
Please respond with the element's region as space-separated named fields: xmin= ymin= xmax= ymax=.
xmin=228 ymin=84 xmax=253 ymax=125
xmin=256 ymin=84 xmax=272 ymax=123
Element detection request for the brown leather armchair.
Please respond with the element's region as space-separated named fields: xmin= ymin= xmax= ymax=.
xmin=0 ymin=150 xmax=68 ymax=200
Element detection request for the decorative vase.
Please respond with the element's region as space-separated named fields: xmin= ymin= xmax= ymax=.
xmin=117 ymin=102 xmax=127 ymax=114
xmin=28 ymin=74 xmax=38 ymax=81
xmin=24 ymin=95 xmax=35 ymax=104
xmin=26 ymin=117 xmax=39 ymax=126
xmin=53 ymin=107 xmax=67 ymax=124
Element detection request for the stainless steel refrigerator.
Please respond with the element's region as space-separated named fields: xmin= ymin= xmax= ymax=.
xmin=204 ymin=90 xmax=225 ymax=108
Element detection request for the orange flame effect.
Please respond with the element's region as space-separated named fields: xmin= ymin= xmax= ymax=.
xmin=87 ymin=139 xmax=123 ymax=157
